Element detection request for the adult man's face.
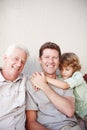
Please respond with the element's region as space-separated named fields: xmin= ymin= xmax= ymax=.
xmin=39 ymin=48 xmax=60 ymax=78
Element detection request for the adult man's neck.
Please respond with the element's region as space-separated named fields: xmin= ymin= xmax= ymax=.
xmin=45 ymin=73 xmax=56 ymax=79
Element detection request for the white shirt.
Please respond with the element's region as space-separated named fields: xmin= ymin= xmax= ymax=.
xmin=0 ymin=70 xmax=27 ymax=130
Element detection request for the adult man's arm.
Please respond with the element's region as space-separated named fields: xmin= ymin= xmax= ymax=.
xmin=26 ymin=110 xmax=50 ymax=130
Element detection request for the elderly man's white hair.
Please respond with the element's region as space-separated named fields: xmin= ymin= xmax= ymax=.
xmin=4 ymin=44 xmax=29 ymax=60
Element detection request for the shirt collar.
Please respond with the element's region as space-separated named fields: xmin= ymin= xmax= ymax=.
xmin=0 ymin=69 xmax=23 ymax=82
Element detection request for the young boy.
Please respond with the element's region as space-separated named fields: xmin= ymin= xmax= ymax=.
xmin=47 ymin=52 xmax=87 ymax=130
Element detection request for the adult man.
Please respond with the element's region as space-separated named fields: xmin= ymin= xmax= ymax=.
xmin=26 ymin=42 xmax=81 ymax=130
xmin=0 ymin=44 xmax=29 ymax=130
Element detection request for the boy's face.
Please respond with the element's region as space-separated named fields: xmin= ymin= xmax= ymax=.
xmin=39 ymin=48 xmax=60 ymax=78
xmin=60 ymin=66 xmax=74 ymax=79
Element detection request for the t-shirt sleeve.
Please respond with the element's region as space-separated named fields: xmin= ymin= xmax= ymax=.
xmin=64 ymin=71 xmax=83 ymax=88
xmin=26 ymin=80 xmax=38 ymax=111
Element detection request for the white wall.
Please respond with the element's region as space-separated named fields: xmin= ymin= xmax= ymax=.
xmin=0 ymin=0 xmax=87 ymax=76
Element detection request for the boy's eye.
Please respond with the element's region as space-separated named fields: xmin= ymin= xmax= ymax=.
xmin=66 ymin=68 xmax=71 ymax=71
xmin=66 ymin=69 xmax=69 ymax=71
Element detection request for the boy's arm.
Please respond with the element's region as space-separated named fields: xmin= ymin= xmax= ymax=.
xmin=30 ymin=72 xmax=75 ymax=117
xmin=46 ymin=77 xmax=69 ymax=89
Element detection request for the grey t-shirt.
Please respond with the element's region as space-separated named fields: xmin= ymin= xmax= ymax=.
xmin=26 ymin=79 xmax=78 ymax=130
